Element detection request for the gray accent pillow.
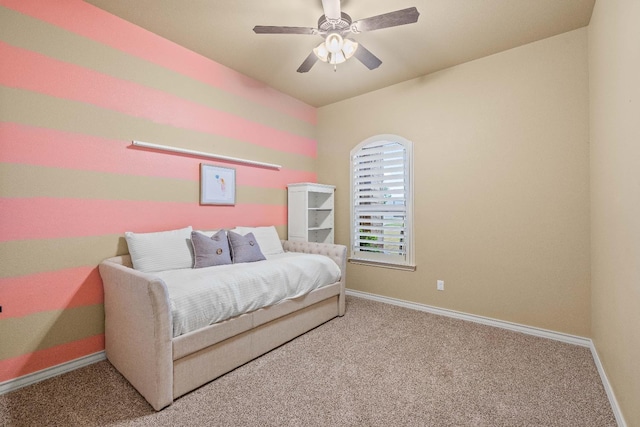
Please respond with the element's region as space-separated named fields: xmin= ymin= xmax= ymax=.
xmin=191 ymin=230 xmax=232 ymax=268
xmin=227 ymin=231 xmax=266 ymax=264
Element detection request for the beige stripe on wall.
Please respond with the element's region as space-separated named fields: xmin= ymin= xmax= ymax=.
xmin=0 ymin=164 xmax=287 ymax=205
xmin=0 ymin=235 xmax=128 ymax=279
xmin=0 ymin=304 xmax=105 ymax=360
xmin=1 ymin=88 xmax=316 ymax=173
xmin=0 ymin=7 xmax=316 ymax=140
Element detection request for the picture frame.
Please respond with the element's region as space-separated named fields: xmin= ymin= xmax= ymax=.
xmin=200 ymin=163 xmax=236 ymax=205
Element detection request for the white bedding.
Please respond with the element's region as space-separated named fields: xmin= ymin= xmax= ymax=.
xmin=156 ymin=252 xmax=341 ymax=337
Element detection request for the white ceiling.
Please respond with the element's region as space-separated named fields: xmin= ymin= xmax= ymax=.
xmin=84 ymin=0 xmax=595 ymax=107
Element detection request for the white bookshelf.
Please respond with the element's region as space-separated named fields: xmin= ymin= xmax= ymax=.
xmin=287 ymin=183 xmax=335 ymax=244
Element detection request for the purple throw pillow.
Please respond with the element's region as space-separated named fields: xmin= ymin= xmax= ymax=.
xmin=227 ymin=231 xmax=266 ymax=264
xmin=191 ymin=230 xmax=232 ymax=268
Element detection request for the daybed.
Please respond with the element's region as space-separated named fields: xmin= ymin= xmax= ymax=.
xmin=99 ymin=227 xmax=346 ymax=411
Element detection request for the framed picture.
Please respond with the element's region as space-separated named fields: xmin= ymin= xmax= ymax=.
xmin=200 ymin=163 xmax=236 ymax=205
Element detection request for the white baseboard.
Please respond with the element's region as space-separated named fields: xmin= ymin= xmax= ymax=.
xmin=347 ymin=289 xmax=626 ymax=426
xmin=589 ymin=344 xmax=627 ymax=427
xmin=0 ymin=351 xmax=106 ymax=395
xmin=347 ymin=289 xmax=591 ymax=346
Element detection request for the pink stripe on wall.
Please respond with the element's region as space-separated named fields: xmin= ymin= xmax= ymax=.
xmin=0 ymin=0 xmax=317 ymax=125
xmin=0 ymin=43 xmax=316 ymax=158
xmin=0 ymin=267 xmax=103 ymax=319
xmin=0 ymin=198 xmax=286 ymax=242
xmin=0 ymin=123 xmax=317 ymax=187
xmin=0 ymin=334 xmax=104 ymax=383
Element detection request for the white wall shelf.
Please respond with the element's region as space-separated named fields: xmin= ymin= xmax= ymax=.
xmin=131 ymin=140 xmax=281 ymax=169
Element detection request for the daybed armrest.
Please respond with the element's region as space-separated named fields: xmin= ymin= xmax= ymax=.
xmin=99 ymin=256 xmax=173 ymax=410
xmin=282 ymin=240 xmax=347 ymax=316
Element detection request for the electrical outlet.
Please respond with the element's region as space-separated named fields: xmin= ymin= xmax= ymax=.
xmin=437 ymin=280 xmax=444 ymax=291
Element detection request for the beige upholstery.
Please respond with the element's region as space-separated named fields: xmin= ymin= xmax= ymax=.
xmin=282 ymin=240 xmax=347 ymax=316
xmin=99 ymin=241 xmax=346 ymax=411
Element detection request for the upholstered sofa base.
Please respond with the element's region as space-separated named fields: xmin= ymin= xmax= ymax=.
xmin=173 ymin=296 xmax=338 ymax=399
xmin=99 ymin=241 xmax=346 ymax=411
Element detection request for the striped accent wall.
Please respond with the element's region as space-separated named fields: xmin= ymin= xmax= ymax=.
xmin=0 ymin=0 xmax=318 ymax=384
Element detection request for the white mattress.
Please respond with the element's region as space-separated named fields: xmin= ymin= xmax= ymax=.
xmin=155 ymin=252 xmax=341 ymax=337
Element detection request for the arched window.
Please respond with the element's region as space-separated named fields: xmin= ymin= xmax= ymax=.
xmin=350 ymin=135 xmax=415 ymax=270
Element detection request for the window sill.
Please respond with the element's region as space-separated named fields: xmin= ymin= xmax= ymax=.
xmin=348 ymin=258 xmax=416 ymax=271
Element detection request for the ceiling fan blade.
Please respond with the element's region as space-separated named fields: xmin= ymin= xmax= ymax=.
xmin=253 ymin=26 xmax=317 ymax=35
xmin=321 ymin=0 xmax=341 ymax=21
xmin=297 ymin=52 xmax=319 ymax=73
xmin=353 ymin=43 xmax=382 ymax=70
xmin=352 ymin=7 xmax=420 ymax=33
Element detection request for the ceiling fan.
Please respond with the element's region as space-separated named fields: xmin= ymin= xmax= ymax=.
xmin=253 ymin=0 xmax=420 ymax=73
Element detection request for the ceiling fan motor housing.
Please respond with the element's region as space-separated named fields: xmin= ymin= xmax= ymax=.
xmin=318 ymin=12 xmax=352 ymax=34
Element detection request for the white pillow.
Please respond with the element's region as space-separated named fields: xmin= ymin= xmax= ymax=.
xmin=194 ymin=229 xmax=220 ymax=238
xmin=233 ymin=226 xmax=284 ymax=257
xmin=125 ymin=226 xmax=194 ymax=273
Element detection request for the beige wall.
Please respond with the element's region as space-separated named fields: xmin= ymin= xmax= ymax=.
xmin=589 ymin=0 xmax=640 ymax=425
xmin=318 ymin=28 xmax=591 ymax=336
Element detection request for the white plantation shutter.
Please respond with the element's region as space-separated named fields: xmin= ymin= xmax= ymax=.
xmin=350 ymin=135 xmax=413 ymax=267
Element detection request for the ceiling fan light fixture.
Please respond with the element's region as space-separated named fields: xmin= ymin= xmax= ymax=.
xmin=342 ymin=38 xmax=358 ymax=59
xmin=313 ymin=42 xmax=329 ymax=62
xmin=314 ymin=34 xmax=358 ymax=67
xmin=325 ymin=33 xmax=344 ymax=54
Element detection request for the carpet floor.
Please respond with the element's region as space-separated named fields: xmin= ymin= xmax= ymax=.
xmin=0 ymin=296 xmax=616 ymax=426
